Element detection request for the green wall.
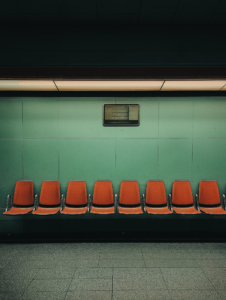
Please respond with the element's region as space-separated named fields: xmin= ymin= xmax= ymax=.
xmin=1 ymin=96 xmax=226 ymax=233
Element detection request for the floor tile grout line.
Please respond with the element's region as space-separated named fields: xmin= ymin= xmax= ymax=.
xmin=198 ymin=264 xmax=224 ymax=299
xmin=141 ymin=251 xmax=147 ymax=268
xmin=159 ymin=267 xmax=172 ymax=300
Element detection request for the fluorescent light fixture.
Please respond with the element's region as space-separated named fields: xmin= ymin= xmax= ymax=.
xmin=0 ymin=79 xmax=226 ymax=91
xmin=54 ymin=80 xmax=164 ymax=91
xmin=161 ymin=80 xmax=226 ymax=91
xmin=0 ymin=80 xmax=57 ymax=91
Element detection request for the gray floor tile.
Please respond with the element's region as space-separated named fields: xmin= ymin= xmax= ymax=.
xmin=7 ymin=260 xmax=55 ymax=269
xmin=201 ymin=268 xmax=226 ymax=289
xmin=190 ymin=253 xmax=225 ymax=260
xmin=0 ymin=269 xmax=38 ymax=281
xmin=69 ymin=278 xmax=112 ymax=291
xmin=113 ymin=267 xmax=162 ymax=279
xmin=216 ymin=289 xmax=226 ymax=299
xmin=44 ymin=252 xmax=100 ymax=261
xmin=0 ymin=280 xmax=31 ymax=293
xmin=73 ymin=244 xmax=102 ymax=252
xmin=21 ymin=291 xmax=66 ymax=300
xmin=145 ymin=259 xmax=198 ymax=268
xmin=74 ymin=268 xmax=113 ymax=279
xmin=196 ymin=260 xmax=226 ymax=268
xmin=169 ymin=289 xmax=221 ymax=299
xmin=100 ymin=243 xmax=142 ymax=253
xmin=26 ymin=279 xmax=71 ymax=292
xmin=186 ymin=243 xmax=226 ymax=253
xmin=142 ymin=243 xmax=189 ymax=253
xmin=99 ymin=253 xmax=142 ymax=260
xmin=143 ymin=252 xmax=192 ymax=260
xmin=113 ymin=290 xmax=171 ymax=300
xmin=162 ymin=268 xmax=214 ymax=290
xmin=34 ymin=268 xmax=75 ymax=279
xmin=99 ymin=259 xmax=145 ymax=268
xmin=113 ymin=278 xmax=167 ymax=290
xmin=58 ymin=260 xmax=98 ymax=268
xmin=0 ymin=292 xmax=23 ymax=300
xmin=0 ymin=259 xmax=11 ymax=269
xmin=65 ymin=291 xmax=112 ymax=300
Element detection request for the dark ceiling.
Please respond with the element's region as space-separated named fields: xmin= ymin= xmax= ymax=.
xmin=1 ymin=0 xmax=226 ymax=28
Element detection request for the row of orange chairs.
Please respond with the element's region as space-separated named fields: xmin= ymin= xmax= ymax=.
xmin=3 ymin=180 xmax=226 ymax=216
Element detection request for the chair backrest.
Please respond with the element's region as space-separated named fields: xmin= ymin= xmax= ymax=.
xmin=119 ymin=181 xmax=140 ymax=205
xmin=199 ymin=181 xmax=221 ymax=206
xmin=93 ymin=181 xmax=114 ymax=205
xmin=13 ymin=181 xmax=34 ymax=206
xmin=66 ymin=181 xmax=87 ymax=205
xmin=146 ymin=181 xmax=167 ymax=205
xmin=39 ymin=181 xmax=60 ymax=206
xmin=172 ymin=181 xmax=194 ymax=206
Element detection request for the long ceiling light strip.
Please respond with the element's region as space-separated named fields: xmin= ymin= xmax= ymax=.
xmin=161 ymin=80 xmax=226 ymax=91
xmin=0 ymin=80 xmax=226 ymax=91
xmin=54 ymin=80 xmax=164 ymax=91
xmin=0 ymin=80 xmax=57 ymax=91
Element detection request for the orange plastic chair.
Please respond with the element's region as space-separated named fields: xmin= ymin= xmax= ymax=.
xmin=145 ymin=181 xmax=173 ymax=214
xmin=172 ymin=181 xmax=201 ymax=214
xmin=198 ymin=181 xmax=226 ymax=214
xmin=3 ymin=181 xmax=34 ymax=215
xmin=32 ymin=181 xmax=61 ymax=215
xmin=118 ymin=181 xmax=143 ymax=214
xmin=90 ymin=181 xmax=115 ymax=214
xmin=61 ymin=181 xmax=88 ymax=215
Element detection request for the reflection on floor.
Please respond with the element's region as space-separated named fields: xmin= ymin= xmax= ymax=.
xmin=0 ymin=242 xmax=226 ymax=299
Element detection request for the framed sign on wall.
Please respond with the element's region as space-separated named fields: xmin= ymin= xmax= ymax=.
xmin=103 ymin=104 xmax=140 ymax=126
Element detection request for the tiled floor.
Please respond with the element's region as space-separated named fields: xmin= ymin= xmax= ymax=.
xmin=0 ymin=242 xmax=226 ymax=299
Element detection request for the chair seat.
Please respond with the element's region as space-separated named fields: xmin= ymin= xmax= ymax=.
xmin=119 ymin=206 xmax=143 ymax=214
xmin=3 ymin=207 xmax=34 ymax=215
xmin=145 ymin=206 xmax=173 ymax=214
xmin=90 ymin=206 xmax=115 ymax=214
xmin=199 ymin=206 xmax=226 ymax=215
xmin=173 ymin=206 xmax=201 ymax=214
xmin=61 ymin=206 xmax=87 ymax=215
xmin=32 ymin=207 xmax=60 ymax=215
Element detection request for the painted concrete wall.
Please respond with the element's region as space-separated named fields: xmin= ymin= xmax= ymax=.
xmin=0 ymin=96 xmax=226 ymax=233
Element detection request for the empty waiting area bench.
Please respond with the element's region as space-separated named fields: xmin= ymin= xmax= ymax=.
xmin=4 ymin=180 xmax=226 ymax=216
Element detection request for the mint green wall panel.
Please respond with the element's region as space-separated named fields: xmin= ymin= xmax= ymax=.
xmin=193 ymin=139 xmax=226 ymax=194
xmin=193 ymin=98 xmax=226 ymax=138
xmin=159 ymin=98 xmax=193 ymax=138
xmin=23 ymin=100 xmax=58 ymax=138
xmin=59 ymin=99 xmax=115 ymax=139
xmin=59 ymin=139 xmax=116 ymax=186
xmin=115 ymin=98 xmax=158 ymax=138
xmin=0 ymin=140 xmax=23 ymax=186
xmin=23 ymin=139 xmax=59 ymax=190
xmin=1 ymin=96 xmax=226 ymax=233
xmin=159 ymin=139 xmax=193 ymax=194
xmin=115 ymin=139 xmax=158 ymax=185
xmin=0 ymin=101 xmax=22 ymax=138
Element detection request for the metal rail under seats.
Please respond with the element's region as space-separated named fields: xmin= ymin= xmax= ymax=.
xmin=89 ymin=181 xmax=115 ymax=214
xmin=60 ymin=181 xmax=88 ymax=215
xmin=32 ymin=181 xmax=61 ymax=215
xmin=197 ymin=180 xmax=226 ymax=215
xmin=144 ymin=180 xmax=173 ymax=214
xmin=3 ymin=181 xmax=34 ymax=215
xmin=172 ymin=181 xmax=201 ymax=214
xmin=118 ymin=181 xmax=143 ymax=214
